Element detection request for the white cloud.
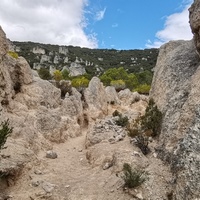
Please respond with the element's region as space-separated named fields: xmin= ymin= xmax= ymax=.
xmin=146 ymin=2 xmax=193 ymax=48
xmin=95 ymin=7 xmax=106 ymax=21
xmin=0 ymin=0 xmax=98 ymax=48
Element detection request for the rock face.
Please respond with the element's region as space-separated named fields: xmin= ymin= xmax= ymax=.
xmin=0 ymin=27 xmax=83 ymax=179
xmin=150 ymin=40 xmax=200 ymax=199
xmin=69 ymin=62 xmax=86 ymax=77
xmin=0 ymin=26 xmax=8 ymax=58
xmin=189 ymin=0 xmax=200 ymax=55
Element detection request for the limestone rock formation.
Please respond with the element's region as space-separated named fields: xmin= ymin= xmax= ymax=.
xmin=105 ymin=86 xmax=121 ymax=104
xmin=118 ymin=89 xmax=140 ymax=105
xmin=189 ymin=0 xmax=200 ymax=55
xmin=150 ymin=39 xmax=200 ymax=199
xmin=0 ymin=26 xmax=8 ymax=59
xmin=69 ymin=61 xmax=86 ymax=77
xmin=0 ymin=27 xmax=83 ymax=180
xmin=84 ymin=77 xmax=108 ymax=120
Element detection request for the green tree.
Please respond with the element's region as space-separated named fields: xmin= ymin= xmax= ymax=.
xmin=38 ymin=68 xmax=52 ymax=80
xmin=53 ymin=70 xmax=63 ymax=82
xmin=136 ymin=70 xmax=153 ymax=85
xmin=100 ymin=67 xmax=129 ymax=86
xmin=125 ymin=73 xmax=139 ymax=91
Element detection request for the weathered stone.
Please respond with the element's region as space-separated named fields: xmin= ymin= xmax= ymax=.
xmin=189 ymin=0 xmax=200 ymax=56
xmin=118 ymin=89 xmax=140 ymax=105
xmin=46 ymin=150 xmax=58 ymax=159
xmin=42 ymin=181 xmax=56 ymax=193
xmin=84 ymin=77 xmax=108 ymax=119
xmin=150 ymin=39 xmax=200 ymax=199
xmin=105 ymin=86 xmax=121 ymax=104
xmin=0 ymin=26 xmax=8 ymax=59
xmin=69 ymin=62 xmax=86 ymax=77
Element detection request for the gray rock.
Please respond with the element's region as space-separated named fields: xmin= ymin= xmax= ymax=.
xmin=189 ymin=0 xmax=200 ymax=56
xmin=69 ymin=62 xmax=86 ymax=77
xmin=46 ymin=150 xmax=58 ymax=159
xmin=105 ymin=86 xmax=121 ymax=104
xmin=42 ymin=181 xmax=56 ymax=193
xmin=84 ymin=77 xmax=108 ymax=119
xmin=150 ymin=39 xmax=200 ymax=199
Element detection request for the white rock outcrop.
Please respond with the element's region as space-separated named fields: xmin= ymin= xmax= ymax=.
xmin=84 ymin=77 xmax=108 ymax=120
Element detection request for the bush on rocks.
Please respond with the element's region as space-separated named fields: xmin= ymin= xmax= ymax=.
xmin=0 ymin=117 xmax=13 ymax=149
xmin=121 ymin=163 xmax=148 ymax=188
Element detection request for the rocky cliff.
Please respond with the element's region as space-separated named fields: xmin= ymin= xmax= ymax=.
xmin=0 ymin=26 xmax=85 ymax=180
xmin=150 ymin=2 xmax=200 ymax=198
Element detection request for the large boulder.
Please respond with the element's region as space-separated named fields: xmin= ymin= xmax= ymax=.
xmin=84 ymin=77 xmax=108 ymax=120
xmin=150 ymin=40 xmax=200 ymax=199
xmin=118 ymin=89 xmax=140 ymax=105
xmin=189 ymin=0 xmax=200 ymax=55
xmin=105 ymin=86 xmax=121 ymax=104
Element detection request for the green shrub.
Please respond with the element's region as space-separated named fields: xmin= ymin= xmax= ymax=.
xmin=110 ymin=79 xmax=126 ymax=92
xmin=115 ymin=115 xmax=129 ymax=127
xmin=61 ymin=69 xmax=70 ymax=80
xmin=134 ymin=84 xmax=151 ymax=94
xmin=112 ymin=110 xmax=121 ymax=117
xmin=121 ymin=163 xmax=148 ymax=188
xmin=71 ymin=76 xmax=89 ymax=91
xmin=141 ymin=98 xmax=162 ymax=137
xmin=0 ymin=119 xmax=13 ymax=149
xmin=53 ymin=70 xmax=63 ymax=82
xmin=38 ymin=68 xmax=52 ymax=80
xmin=126 ymin=118 xmax=141 ymax=138
xmin=135 ymin=135 xmax=150 ymax=155
xmin=127 ymin=98 xmax=162 ymax=138
xmin=8 ymin=51 xmax=19 ymax=59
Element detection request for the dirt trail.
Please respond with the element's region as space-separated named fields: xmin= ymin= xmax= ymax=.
xmin=2 ymin=103 xmax=172 ymax=200
xmin=5 ymin=130 xmax=131 ymax=200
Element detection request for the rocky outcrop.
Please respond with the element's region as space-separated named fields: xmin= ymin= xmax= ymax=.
xmin=0 ymin=26 xmax=8 ymax=59
xmin=189 ymin=0 xmax=200 ymax=55
xmin=0 ymin=27 xmax=83 ymax=180
xmin=69 ymin=61 xmax=86 ymax=77
xmin=85 ymin=116 xmax=127 ymax=148
xmin=84 ymin=77 xmax=108 ymax=120
xmin=150 ymin=39 xmax=200 ymax=199
xmin=105 ymin=86 xmax=121 ymax=104
xmin=118 ymin=89 xmax=140 ymax=105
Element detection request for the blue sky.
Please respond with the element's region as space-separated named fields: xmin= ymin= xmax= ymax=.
xmin=85 ymin=0 xmax=193 ymax=49
xmin=0 ymin=0 xmax=193 ymax=49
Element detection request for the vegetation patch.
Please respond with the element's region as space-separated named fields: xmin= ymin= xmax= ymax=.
xmin=112 ymin=110 xmax=129 ymax=127
xmin=140 ymin=98 xmax=162 ymax=137
xmin=0 ymin=117 xmax=13 ymax=149
xmin=121 ymin=163 xmax=148 ymax=188
xmin=8 ymin=51 xmax=19 ymax=59
xmin=127 ymin=99 xmax=162 ymax=155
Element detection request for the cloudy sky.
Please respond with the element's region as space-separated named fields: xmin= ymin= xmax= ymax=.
xmin=0 ymin=0 xmax=193 ymax=49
